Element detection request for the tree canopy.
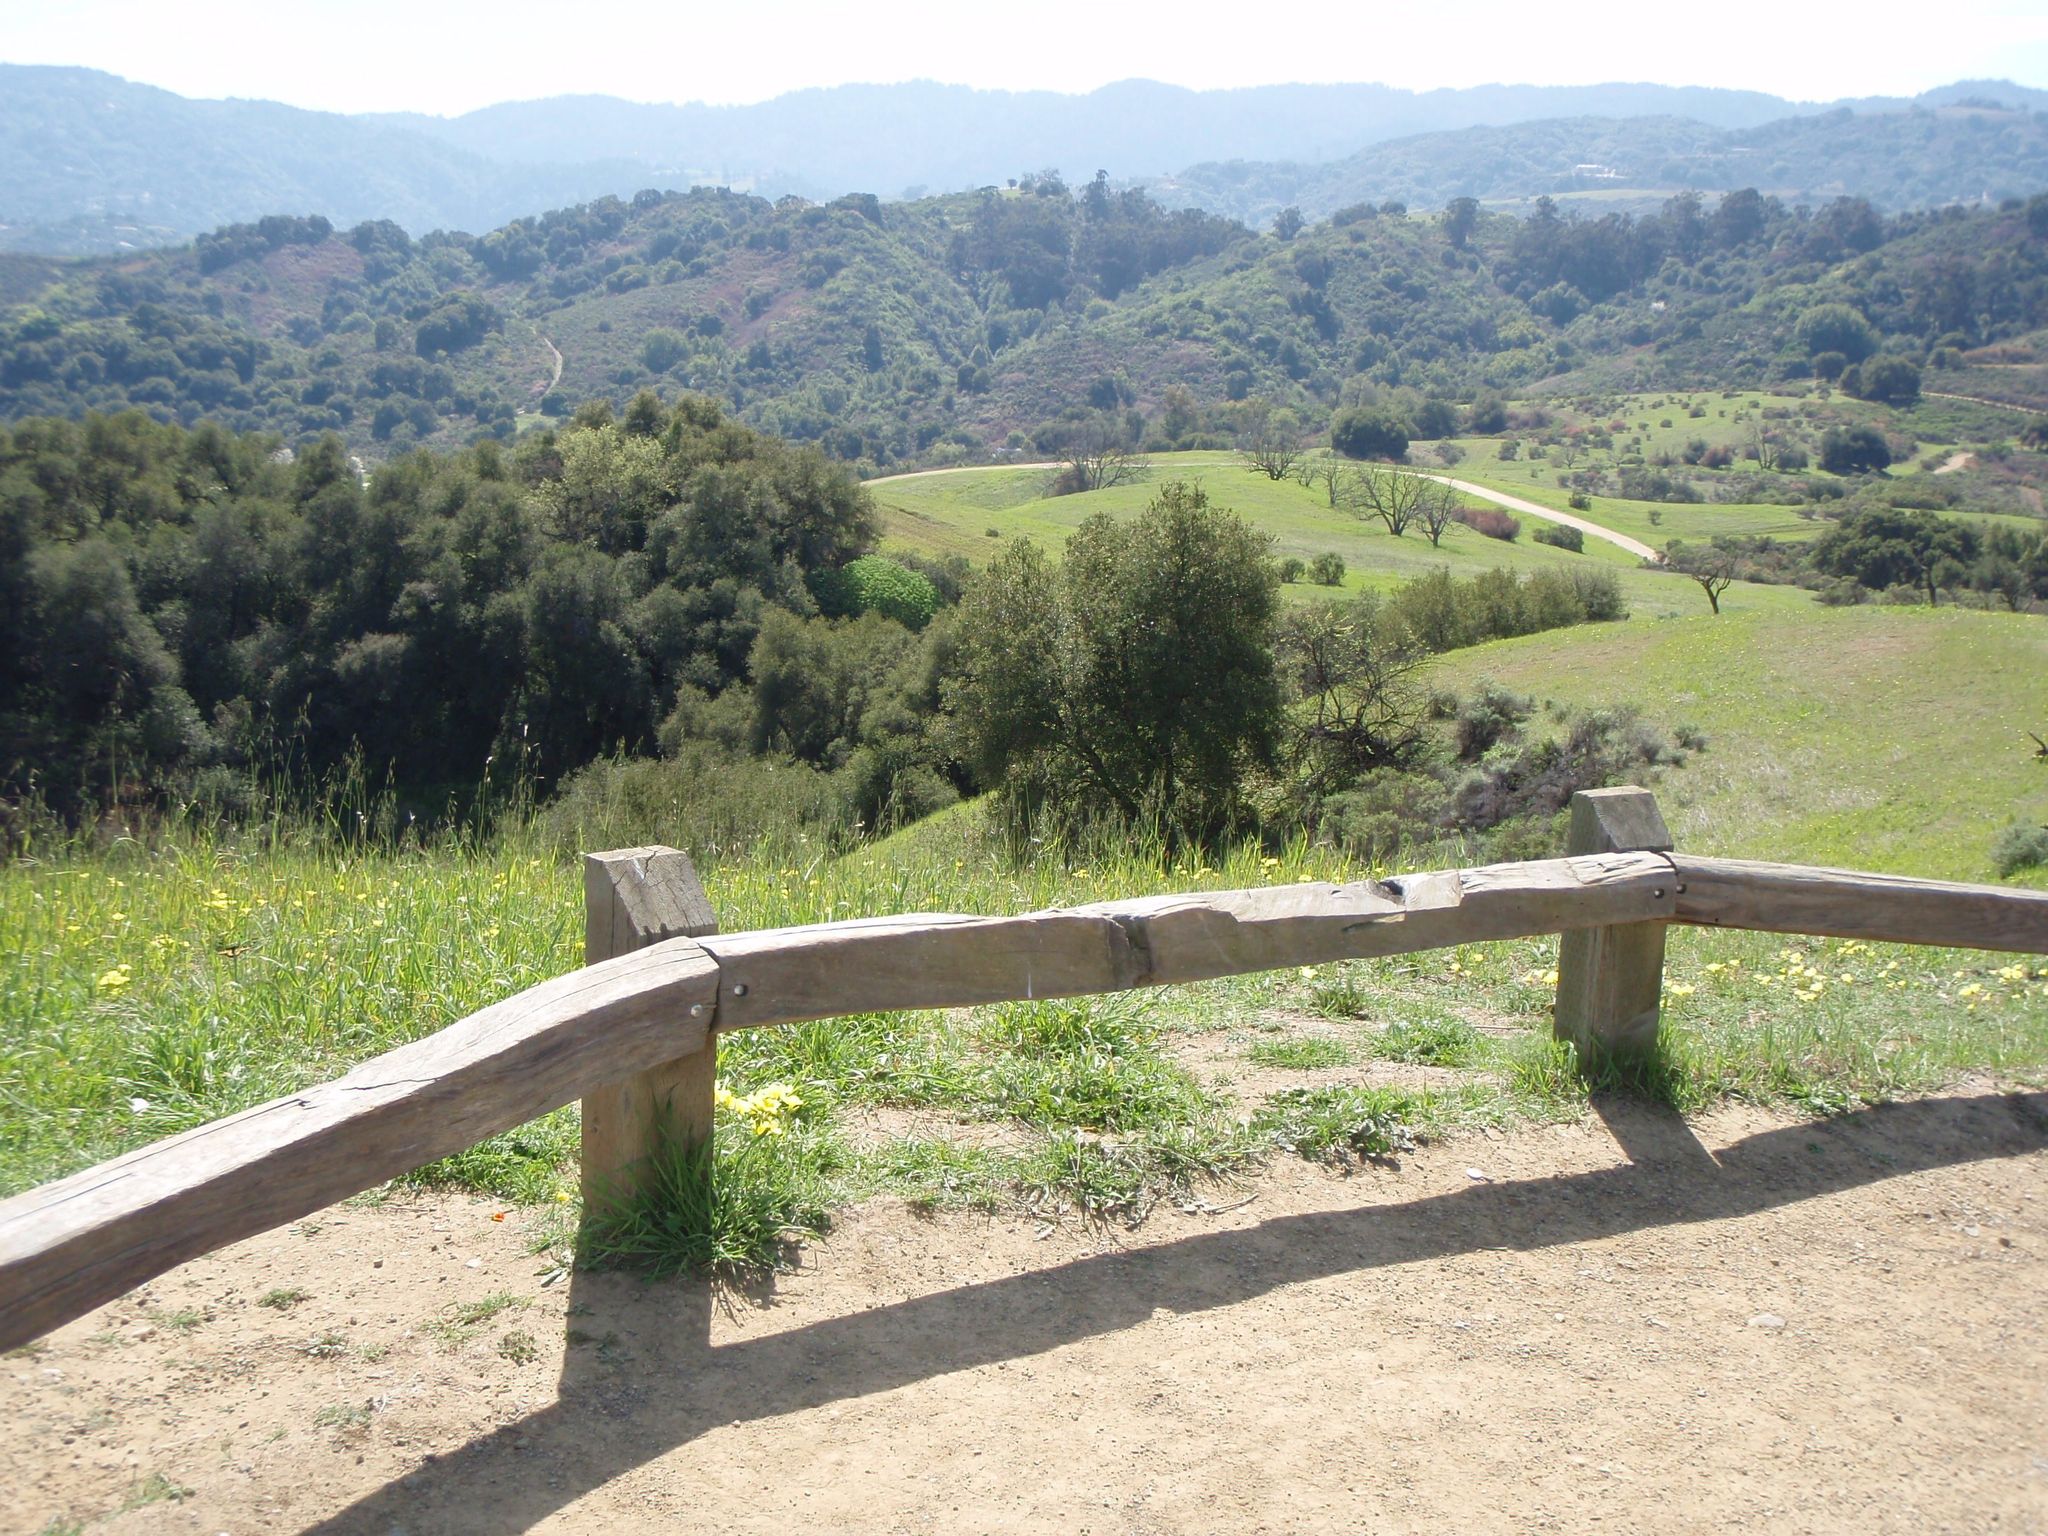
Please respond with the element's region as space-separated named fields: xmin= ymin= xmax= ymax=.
xmin=948 ymin=481 xmax=1280 ymax=841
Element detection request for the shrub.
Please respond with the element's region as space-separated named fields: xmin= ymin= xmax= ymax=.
xmin=1455 ymin=506 xmax=1521 ymax=541
xmin=1820 ymin=425 xmax=1892 ymax=475
xmin=1454 ymin=684 xmax=1535 ymax=759
xmin=810 ymin=555 xmax=940 ymax=630
xmin=1279 ymin=556 xmax=1306 ymax=584
xmin=1330 ymin=405 xmax=1410 ymax=461
xmin=1993 ymin=824 xmax=2048 ymax=878
xmin=1443 ymin=704 xmax=1678 ymax=833
xmin=1318 ymin=770 xmax=1453 ymax=863
xmin=1310 ymin=551 xmax=1346 ymax=586
xmin=1533 ymin=523 xmax=1584 ymax=553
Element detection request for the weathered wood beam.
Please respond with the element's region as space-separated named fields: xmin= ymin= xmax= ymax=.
xmin=0 ymin=940 xmax=719 ymax=1355
xmin=1669 ymin=855 xmax=2048 ymax=952
xmin=0 ymin=851 xmax=1673 ymax=1351
xmin=697 ymin=852 xmax=1678 ymax=1029
xmin=18 ymin=844 xmax=2047 ymax=1354
xmin=1555 ymin=787 xmax=1673 ymax=1058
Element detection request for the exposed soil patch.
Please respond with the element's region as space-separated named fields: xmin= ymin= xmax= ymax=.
xmin=8 ymin=1090 xmax=2046 ymax=1535
xmin=1168 ymin=1020 xmax=1478 ymax=1107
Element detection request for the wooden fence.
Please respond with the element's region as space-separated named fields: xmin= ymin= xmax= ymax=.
xmin=3 ymin=786 xmax=2046 ymax=1354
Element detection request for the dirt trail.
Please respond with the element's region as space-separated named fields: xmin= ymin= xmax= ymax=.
xmin=1925 ymin=389 xmax=2037 ymax=415
xmin=8 ymin=1090 xmax=2045 ymax=1535
xmin=1419 ymin=473 xmax=1660 ymax=560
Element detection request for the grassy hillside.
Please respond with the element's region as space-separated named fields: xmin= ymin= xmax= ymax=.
xmin=1430 ymin=604 xmax=2048 ymax=881
xmin=870 ymin=451 xmax=1814 ymax=618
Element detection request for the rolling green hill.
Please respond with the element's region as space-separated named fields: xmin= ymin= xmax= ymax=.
xmin=869 ymin=451 xmax=1822 ymax=619
xmin=1429 ymin=604 xmax=2048 ymax=880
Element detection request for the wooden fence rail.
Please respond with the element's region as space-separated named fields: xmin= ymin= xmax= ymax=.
xmin=2 ymin=787 xmax=2045 ymax=1354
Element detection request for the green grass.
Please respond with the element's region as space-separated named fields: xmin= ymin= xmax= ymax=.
xmin=6 ymin=593 xmax=2048 ymax=1276
xmin=872 ymin=450 xmax=1815 ymax=620
xmin=1245 ymin=1036 xmax=1353 ymax=1069
xmin=424 ymin=1291 xmax=529 ymax=1349
xmin=1429 ymin=603 xmax=2048 ymax=880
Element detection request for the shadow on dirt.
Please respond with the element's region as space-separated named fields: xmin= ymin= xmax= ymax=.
xmin=302 ymin=1090 xmax=2048 ymax=1534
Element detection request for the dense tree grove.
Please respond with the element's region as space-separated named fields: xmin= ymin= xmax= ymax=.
xmin=948 ymin=482 xmax=1281 ymax=841
xmin=0 ymin=397 xmax=957 ymax=821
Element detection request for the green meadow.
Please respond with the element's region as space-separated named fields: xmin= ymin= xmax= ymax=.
xmin=1430 ymin=603 xmax=2048 ymax=881
xmin=871 ymin=451 xmax=1813 ymax=619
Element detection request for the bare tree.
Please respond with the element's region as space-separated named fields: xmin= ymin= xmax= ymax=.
xmin=1277 ymin=602 xmax=1432 ymax=798
xmin=1746 ymin=420 xmax=1782 ymax=471
xmin=1236 ymin=398 xmax=1307 ymax=480
xmin=1305 ymin=454 xmax=1359 ymax=508
xmin=1049 ymin=414 xmax=1148 ymax=495
xmin=1414 ymin=479 xmax=1462 ymax=547
xmin=1666 ymin=543 xmax=1738 ymax=613
xmin=1239 ymin=433 xmax=1306 ymax=481
xmin=1349 ymin=464 xmax=1448 ymax=537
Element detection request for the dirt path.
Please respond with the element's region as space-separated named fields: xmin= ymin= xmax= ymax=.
xmin=1419 ymin=473 xmax=1660 ymax=560
xmin=1925 ymin=389 xmax=2037 ymax=415
xmin=8 ymin=1090 xmax=2044 ymax=1535
xmin=541 ymin=335 xmax=563 ymax=393
xmin=1933 ymin=450 xmax=1977 ymax=475
xmin=867 ymin=459 xmax=1060 ymax=485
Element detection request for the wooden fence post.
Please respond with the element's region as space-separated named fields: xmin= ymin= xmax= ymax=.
xmin=581 ymin=846 xmax=719 ymax=1213
xmin=1554 ymin=786 xmax=1672 ymax=1061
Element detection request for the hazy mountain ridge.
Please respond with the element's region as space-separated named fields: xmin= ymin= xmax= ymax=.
xmin=0 ymin=67 xmax=676 ymax=254
xmin=1156 ymin=101 xmax=2048 ymax=223
xmin=4 ymin=66 xmax=2044 ymax=256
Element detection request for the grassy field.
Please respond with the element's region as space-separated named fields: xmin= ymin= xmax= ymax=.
xmin=1431 ymin=603 xmax=2048 ymax=880
xmin=7 ymin=596 xmax=2048 ymax=1269
xmin=872 ymin=451 xmax=1814 ymax=620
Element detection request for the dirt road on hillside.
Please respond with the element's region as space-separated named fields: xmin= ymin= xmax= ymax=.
xmin=8 ymin=1089 xmax=2044 ymax=1535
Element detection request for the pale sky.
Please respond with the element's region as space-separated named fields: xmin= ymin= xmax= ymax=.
xmin=4 ymin=0 xmax=2045 ymax=116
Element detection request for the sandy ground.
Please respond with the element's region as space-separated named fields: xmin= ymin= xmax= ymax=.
xmin=6 ymin=1088 xmax=2046 ymax=1536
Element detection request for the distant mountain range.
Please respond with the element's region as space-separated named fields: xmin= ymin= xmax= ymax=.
xmin=1152 ymin=100 xmax=2048 ymax=224
xmin=3 ymin=66 xmax=2046 ymax=255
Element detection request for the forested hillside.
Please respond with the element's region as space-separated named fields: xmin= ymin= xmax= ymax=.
xmin=3 ymin=177 xmax=2045 ymax=468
